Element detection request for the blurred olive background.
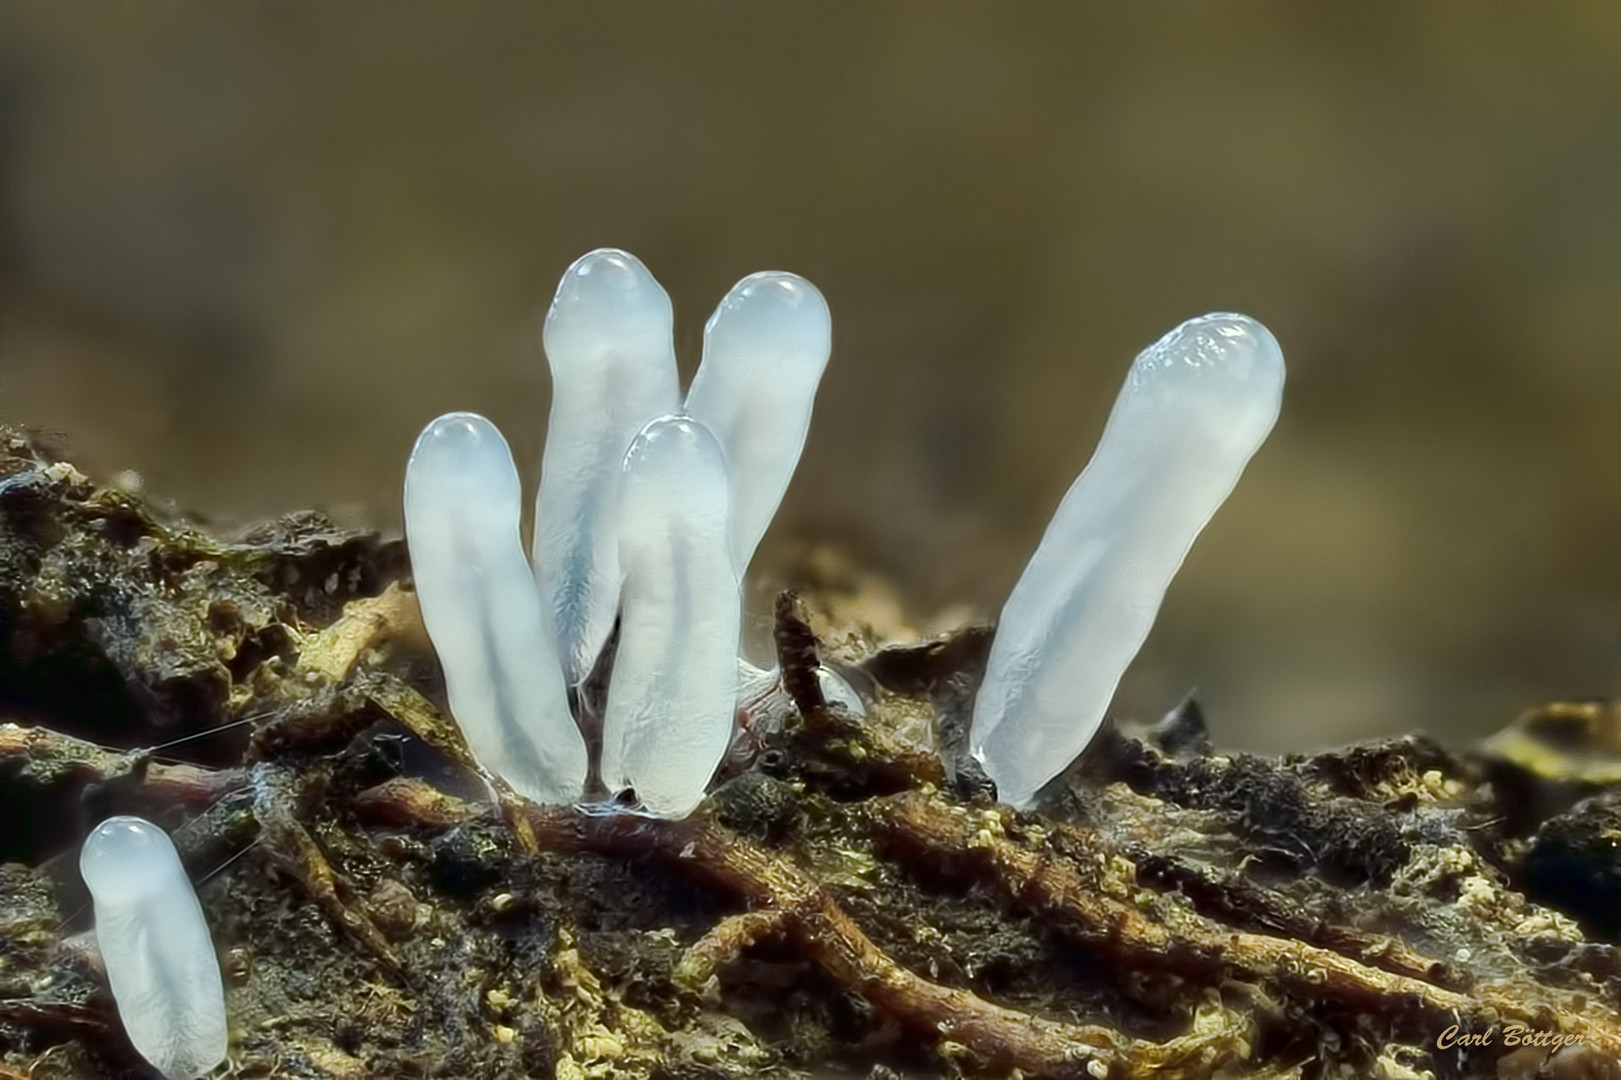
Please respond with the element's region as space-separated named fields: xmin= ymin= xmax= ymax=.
xmin=2 ymin=4 xmax=1619 ymax=753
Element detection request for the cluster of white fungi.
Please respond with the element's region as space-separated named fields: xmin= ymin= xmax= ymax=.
xmin=80 ymin=249 xmax=1283 ymax=1077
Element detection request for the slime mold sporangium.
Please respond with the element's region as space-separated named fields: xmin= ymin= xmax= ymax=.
xmin=407 ymin=250 xmax=829 ymax=817
xmin=408 ymin=248 xmax=1282 ymax=818
xmin=79 ymin=816 xmax=228 ymax=1080
xmin=970 ymin=313 xmax=1284 ymax=806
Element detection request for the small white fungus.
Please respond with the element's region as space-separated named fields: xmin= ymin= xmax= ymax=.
xmin=601 ymin=414 xmax=741 ymax=817
xmin=405 ymin=412 xmax=588 ymax=805
xmin=80 ymin=816 xmax=228 ymax=1080
xmin=970 ymin=313 xmax=1285 ymax=807
xmin=684 ymin=271 xmax=832 ymax=575
xmin=536 ymin=248 xmax=682 ymax=685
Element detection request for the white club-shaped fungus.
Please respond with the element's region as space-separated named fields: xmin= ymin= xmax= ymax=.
xmin=602 ymin=414 xmax=741 ymax=817
xmin=535 ymin=248 xmax=681 ymax=686
xmin=685 ymin=271 xmax=831 ymax=575
xmin=970 ymin=313 xmax=1285 ymax=807
xmin=403 ymin=250 xmax=831 ymax=818
xmin=79 ymin=816 xmax=228 ymax=1080
xmin=405 ymin=412 xmax=588 ymax=805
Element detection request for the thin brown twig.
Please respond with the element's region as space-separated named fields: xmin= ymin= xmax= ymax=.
xmin=0 ymin=722 xmax=244 ymax=806
xmin=253 ymin=768 xmax=402 ymax=975
xmin=771 ymin=592 xmax=946 ymax=790
xmin=353 ymin=777 xmax=1251 ymax=1078
xmin=872 ymin=789 xmax=1621 ymax=1058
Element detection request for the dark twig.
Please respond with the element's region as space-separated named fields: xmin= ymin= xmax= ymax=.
xmin=354 ymin=777 xmax=1255 ymax=1078
xmin=772 ymin=590 xmax=827 ymax=718
xmin=770 ymin=593 xmax=945 ymax=792
xmin=871 ymin=790 xmax=1621 ymax=1058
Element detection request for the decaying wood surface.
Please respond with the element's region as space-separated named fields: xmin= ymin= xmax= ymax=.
xmin=2 ymin=425 xmax=1620 ymax=1080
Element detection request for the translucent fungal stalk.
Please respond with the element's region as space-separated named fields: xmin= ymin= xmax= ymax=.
xmin=406 ymin=412 xmax=587 ymax=804
xmin=80 ymin=816 xmax=227 ymax=1080
xmin=684 ymin=271 xmax=831 ymax=575
xmin=536 ymin=249 xmax=682 ymax=684
xmin=602 ymin=415 xmax=740 ymax=817
xmin=970 ymin=313 xmax=1285 ymax=807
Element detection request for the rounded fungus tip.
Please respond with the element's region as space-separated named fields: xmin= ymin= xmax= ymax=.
xmin=407 ymin=412 xmax=523 ymax=513
xmin=701 ymin=271 xmax=831 ymax=377
xmin=1124 ymin=313 xmax=1283 ymax=428
xmin=79 ymin=815 xmax=180 ymax=904
xmin=542 ymin=248 xmax=675 ymax=369
xmin=623 ymin=413 xmax=728 ymax=487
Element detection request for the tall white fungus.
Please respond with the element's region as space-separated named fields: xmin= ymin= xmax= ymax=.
xmin=685 ymin=271 xmax=831 ymax=575
xmin=536 ymin=249 xmax=681 ymax=685
xmin=406 ymin=412 xmax=587 ymax=804
xmin=80 ymin=816 xmax=228 ymax=1080
xmin=602 ymin=415 xmax=740 ymax=817
xmin=970 ymin=313 xmax=1285 ymax=807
